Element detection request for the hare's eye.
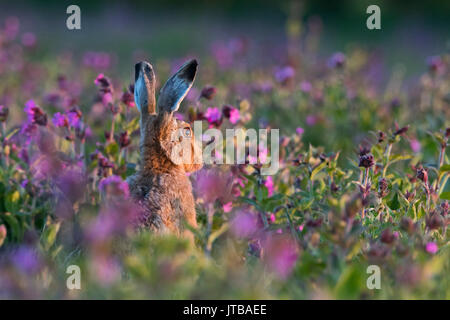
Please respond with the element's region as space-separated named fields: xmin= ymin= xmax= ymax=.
xmin=183 ymin=127 xmax=191 ymax=137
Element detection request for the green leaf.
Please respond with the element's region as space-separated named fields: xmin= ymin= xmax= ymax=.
xmin=105 ymin=141 xmax=119 ymax=156
xmin=1 ymin=214 xmax=21 ymax=242
xmin=439 ymin=164 xmax=450 ymax=173
xmin=310 ymin=162 xmax=327 ymax=181
xmin=125 ymin=117 xmax=140 ymax=133
xmin=388 ymin=154 xmax=412 ymax=165
xmin=386 ymin=192 xmax=400 ymax=210
xmin=5 ymin=128 xmax=19 ymax=141
xmin=5 ymin=190 xmax=21 ymax=213
xmin=440 ymin=191 xmax=450 ymax=200
xmin=239 ymin=197 xmax=262 ymax=211
xmin=41 ymin=222 xmax=61 ymax=251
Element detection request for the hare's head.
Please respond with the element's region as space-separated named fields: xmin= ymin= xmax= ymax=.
xmin=135 ymin=59 xmax=202 ymax=173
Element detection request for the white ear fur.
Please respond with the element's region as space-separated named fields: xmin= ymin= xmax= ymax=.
xmin=134 ymin=61 xmax=157 ymax=157
xmin=134 ymin=61 xmax=156 ymax=116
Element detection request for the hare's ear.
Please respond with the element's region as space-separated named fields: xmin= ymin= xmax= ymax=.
xmin=157 ymin=59 xmax=198 ymax=114
xmin=134 ymin=61 xmax=156 ymax=117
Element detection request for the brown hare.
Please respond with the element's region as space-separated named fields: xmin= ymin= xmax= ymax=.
xmin=128 ymin=59 xmax=202 ymax=238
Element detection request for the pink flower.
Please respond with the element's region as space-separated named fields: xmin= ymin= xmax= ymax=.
xmin=269 ymin=213 xmax=276 ymax=223
xmin=11 ymin=245 xmax=42 ymax=274
xmin=204 ymin=107 xmax=222 ymax=126
xmin=328 ymin=52 xmax=346 ymax=68
xmin=306 ymin=114 xmax=317 ymax=126
xmin=24 ymin=100 xmax=47 ymax=126
xmin=194 ymin=168 xmax=233 ymax=204
xmin=90 ymin=255 xmax=121 ymax=286
xmin=120 ymin=91 xmax=135 ymax=108
xmin=426 ymin=242 xmax=438 ymax=254
xmin=21 ymin=32 xmax=36 ymax=47
xmin=102 ymin=92 xmax=114 ymax=106
xmin=296 ymin=127 xmax=304 ymax=135
xmin=222 ymin=105 xmax=240 ymax=124
xmin=99 ymin=175 xmax=129 ymax=198
xmin=275 ymin=66 xmax=295 ymax=83
xmin=426 ymin=56 xmax=445 ymax=75
xmin=222 ymin=202 xmax=233 ymax=213
xmin=264 ymin=176 xmax=274 ymax=197
xmin=229 ymin=108 xmax=240 ymax=124
xmin=94 ymin=73 xmax=106 ymax=86
xmin=86 ymin=201 xmax=140 ymax=243
xmin=0 ymin=224 xmax=6 ymax=246
xmin=230 ymin=211 xmax=259 ymax=238
xmin=410 ymin=139 xmax=421 ymax=153
xmin=67 ymin=110 xmax=81 ymax=128
xmin=52 ymin=112 xmax=68 ymax=128
xmin=263 ymin=235 xmax=299 ymax=279
xmin=200 ymin=86 xmax=217 ymax=100
xmin=300 ymin=81 xmax=312 ymax=92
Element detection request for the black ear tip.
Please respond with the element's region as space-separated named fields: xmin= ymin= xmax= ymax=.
xmin=135 ymin=61 xmax=154 ymax=81
xmin=184 ymin=59 xmax=198 ymax=81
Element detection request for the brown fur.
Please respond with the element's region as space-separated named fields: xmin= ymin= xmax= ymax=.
xmin=128 ymin=60 xmax=202 ymax=239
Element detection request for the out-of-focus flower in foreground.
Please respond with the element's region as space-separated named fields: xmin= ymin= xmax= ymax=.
xmin=274 ymin=66 xmax=295 ymax=84
xmin=99 ymin=175 xmax=129 ymax=198
xmin=230 ymin=210 xmax=259 ymax=238
xmin=328 ymin=52 xmax=346 ymax=68
xmin=410 ymin=139 xmax=421 ymax=153
xmin=194 ymin=168 xmax=233 ymax=205
xmin=262 ymin=235 xmax=299 ymax=279
xmin=425 ymin=242 xmax=438 ymax=254
xmin=0 ymin=225 xmax=7 ymax=247
xmin=11 ymin=246 xmax=42 ymax=274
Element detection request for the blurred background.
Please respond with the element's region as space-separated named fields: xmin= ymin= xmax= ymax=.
xmin=1 ymin=0 xmax=449 ymax=78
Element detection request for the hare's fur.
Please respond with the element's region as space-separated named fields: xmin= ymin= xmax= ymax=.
xmin=128 ymin=60 xmax=202 ymax=238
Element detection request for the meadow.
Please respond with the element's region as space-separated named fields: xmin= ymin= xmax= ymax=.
xmin=0 ymin=4 xmax=449 ymax=299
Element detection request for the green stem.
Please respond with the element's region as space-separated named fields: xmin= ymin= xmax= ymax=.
xmin=383 ymin=143 xmax=392 ymax=177
xmin=438 ymin=144 xmax=445 ymax=169
xmin=205 ymin=203 xmax=214 ymax=255
xmin=109 ymin=114 xmax=116 ymax=143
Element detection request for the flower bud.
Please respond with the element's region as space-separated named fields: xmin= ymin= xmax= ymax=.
xmin=200 ymin=86 xmax=217 ymax=100
xmin=0 ymin=224 xmax=6 ymax=247
xmin=119 ymin=131 xmax=131 ymax=148
xmin=378 ymin=178 xmax=389 ymax=198
xmin=380 ymin=228 xmax=396 ymax=244
xmin=0 ymin=105 xmax=9 ymax=122
xmin=400 ymin=217 xmax=415 ymax=234
xmin=359 ymin=154 xmax=375 ymax=168
xmin=426 ymin=212 xmax=443 ymax=230
xmin=416 ymin=166 xmax=428 ymax=184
